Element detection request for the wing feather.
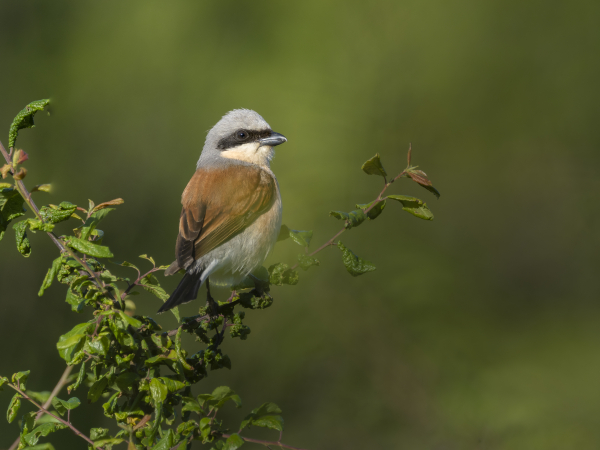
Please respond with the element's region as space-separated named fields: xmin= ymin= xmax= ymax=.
xmin=174 ymin=164 xmax=276 ymax=270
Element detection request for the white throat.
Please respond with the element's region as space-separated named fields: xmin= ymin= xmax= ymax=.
xmin=220 ymin=142 xmax=275 ymax=167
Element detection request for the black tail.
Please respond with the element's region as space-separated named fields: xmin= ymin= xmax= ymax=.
xmin=158 ymin=272 xmax=203 ymax=313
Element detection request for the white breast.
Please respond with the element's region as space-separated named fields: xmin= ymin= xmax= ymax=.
xmin=194 ymin=167 xmax=282 ymax=287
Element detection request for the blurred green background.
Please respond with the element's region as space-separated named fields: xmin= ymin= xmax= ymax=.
xmin=1 ymin=0 xmax=599 ymax=448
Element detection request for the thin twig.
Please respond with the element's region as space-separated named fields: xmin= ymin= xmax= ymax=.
xmin=290 ymin=169 xmax=406 ymax=270
xmin=0 ymin=139 xmax=114 ymax=298
xmin=222 ymin=433 xmax=309 ymax=450
xmin=6 ymin=382 xmax=101 ymax=449
xmin=7 ymin=366 xmax=74 ymax=450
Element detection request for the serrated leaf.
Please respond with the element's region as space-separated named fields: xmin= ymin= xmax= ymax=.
xmin=223 ymin=434 xmax=245 ymax=450
xmin=66 ymin=237 xmax=114 ymax=258
xmin=361 ymin=153 xmax=387 ymax=177
xmin=39 ymin=202 xmax=77 ymax=224
xmin=139 ymin=254 xmax=156 ymax=266
xmin=387 ymin=195 xmax=434 ymax=220
xmin=330 ymin=209 xmax=367 ymax=229
xmin=13 ymin=219 xmax=31 ymax=257
xmin=38 ymin=256 xmax=62 ymax=296
xmin=337 ymin=241 xmax=376 ymax=276
xmin=7 ymin=393 xmax=21 ymax=423
xmin=12 ymin=370 xmax=30 ymax=390
xmin=297 ymin=254 xmax=320 ymax=271
xmin=289 ymin=229 xmax=313 ymax=247
xmin=150 ymin=378 xmax=168 ymax=405
xmin=67 ymin=361 xmax=87 ymax=393
xmin=23 ymin=422 xmax=68 ymax=446
xmin=8 ymin=99 xmax=50 ymax=148
xmin=268 ymin=263 xmax=298 ymax=286
xmin=356 ymin=199 xmax=386 ymax=220
xmin=51 ymin=396 xmax=80 ymax=416
xmin=88 ymin=377 xmax=109 ymax=403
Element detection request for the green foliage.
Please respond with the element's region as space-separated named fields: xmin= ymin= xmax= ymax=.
xmin=387 ymin=195 xmax=434 ymax=221
xmin=0 ymin=100 xmax=438 ymax=449
xmin=361 ymin=153 xmax=387 ymax=177
xmin=8 ymin=99 xmax=50 ymax=148
xmin=337 ymin=241 xmax=377 ymax=276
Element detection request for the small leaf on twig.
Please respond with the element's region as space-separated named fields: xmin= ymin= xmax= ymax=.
xmin=330 ymin=209 xmax=367 ymax=229
xmin=66 ymin=237 xmax=114 ymax=258
xmin=13 ymin=167 xmax=27 ymax=180
xmin=289 ymin=229 xmax=313 ymax=247
xmin=406 ymin=168 xmax=440 ymax=199
xmin=361 ymin=153 xmax=387 ymax=178
xmin=31 ymin=184 xmax=51 ymax=193
xmin=8 ymin=99 xmax=50 ymax=148
xmin=387 ymin=195 xmax=434 ymax=220
xmin=337 ymin=241 xmax=376 ymax=276
xmin=356 ymin=199 xmax=386 ymax=220
xmin=92 ymin=198 xmax=124 ymax=213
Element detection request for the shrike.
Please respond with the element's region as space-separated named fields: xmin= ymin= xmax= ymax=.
xmin=158 ymin=109 xmax=287 ymax=313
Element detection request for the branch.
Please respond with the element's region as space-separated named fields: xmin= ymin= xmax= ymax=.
xmin=222 ymin=433 xmax=309 ymax=450
xmin=7 ymin=366 xmax=74 ymax=450
xmin=0 ymin=139 xmax=113 ymax=299
xmin=6 ymin=382 xmax=101 ymax=449
xmin=290 ymin=169 xmax=407 ymax=270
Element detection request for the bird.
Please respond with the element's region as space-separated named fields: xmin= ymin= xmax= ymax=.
xmin=158 ymin=109 xmax=287 ymax=313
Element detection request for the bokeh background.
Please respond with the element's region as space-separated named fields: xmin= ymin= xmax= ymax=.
xmin=1 ymin=1 xmax=600 ymax=448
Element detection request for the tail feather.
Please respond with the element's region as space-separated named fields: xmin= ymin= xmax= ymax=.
xmin=158 ymin=272 xmax=203 ymax=313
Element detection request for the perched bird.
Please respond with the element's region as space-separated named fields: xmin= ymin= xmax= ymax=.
xmin=158 ymin=109 xmax=287 ymax=313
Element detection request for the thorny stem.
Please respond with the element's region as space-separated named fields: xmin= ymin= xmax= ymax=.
xmin=0 ymin=139 xmax=114 ymax=298
xmin=6 ymin=382 xmax=101 ymax=449
xmin=7 ymin=366 xmax=74 ymax=450
xmin=221 ymin=433 xmax=309 ymax=450
xmin=290 ymin=170 xmax=407 ymax=270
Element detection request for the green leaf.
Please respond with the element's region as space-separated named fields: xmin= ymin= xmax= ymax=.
xmin=90 ymin=428 xmax=110 ymax=440
xmin=13 ymin=220 xmax=31 ymax=257
xmin=93 ymin=438 xmax=125 ymax=449
xmin=337 ymin=241 xmax=376 ymax=276
xmin=150 ymin=378 xmax=168 ymax=405
xmin=88 ymin=377 xmax=109 ymax=403
xmin=65 ymin=288 xmax=85 ymax=312
xmin=0 ymin=377 xmax=7 ymax=389
xmin=276 ymin=224 xmax=290 ymax=242
xmin=56 ymin=322 xmax=93 ymax=364
xmin=387 ymin=195 xmax=434 ymax=220
xmin=66 ymin=237 xmax=114 ymax=258
xmin=39 ymin=202 xmax=77 ymax=224
xmin=330 ymin=209 xmax=367 ymax=229
xmin=26 ymin=390 xmax=51 ymax=404
xmin=118 ymin=311 xmax=143 ymax=329
xmin=23 ymin=422 xmax=68 ymax=446
xmin=67 ymin=361 xmax=87 ymax=393
xmin=150 ymin=429 xmax=175 ymax=450
xmin=289 ymin=229 xmax=313 ymax=247
xmin=297 ymin=254 xmax=320 ymax=271
xmin=361 ymin=153 xmax=387 ymax=177
xmin=223 ymin=433 xmax=245 ymax=450
xmin=141 ymin=274 xmax=180 ymax=321
xmin=7 ymin=393 xmax=21 ymax=423
xmin=8 ymin=99 xmax=50 ymax=148
xmin=139 ymin=254 xmax=156 ymax=266
xmin=356 ymin=199 xmax=386 ymax=220
xmin=38 ymin=256 xmax=62 ymax=297
xmin=51 ymin=396 xmax=81 ymax=416
xmin=78 ymin=207 xmax=115 ymax=241
xmin=12 ymin=370 xmax=30 ymax=390
xmin=268 ymin=263 xmax=299 ymax=286
xmin=0 ymin=187 xmax=25 ymax=240
xmin=158 ymin=377 xmax=187 ymax=393
xmin=114 ymin=372 xmax=141 ymax=393
xmin=240 ymin=402 xmax=284 ymax=432
xmin=200 ymin=386 xmax=242 ymax=411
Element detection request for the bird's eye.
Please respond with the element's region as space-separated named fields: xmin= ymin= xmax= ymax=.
xmin=236 ymin=130 xmax=248 ymax=140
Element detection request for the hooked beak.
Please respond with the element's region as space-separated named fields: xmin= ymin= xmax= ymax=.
xmin=259 ymin=131 xmax=287 ymax=147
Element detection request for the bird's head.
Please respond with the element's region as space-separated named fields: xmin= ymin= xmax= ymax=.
xmin=199 ymin=109 xmax=287 ymax=168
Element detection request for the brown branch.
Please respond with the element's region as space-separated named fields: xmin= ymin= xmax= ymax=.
xmin=7 ymin=366 xmax=74 ymax=450
xmin=222 ymin=433 xmax=309 ymax=450
xmin=290 ymin=169 xmax=407 ymax=270
xmin=0 ymin=139 xmax=113 ymax=298
xmin=6 ymin=382 xmax=101 ymax=449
